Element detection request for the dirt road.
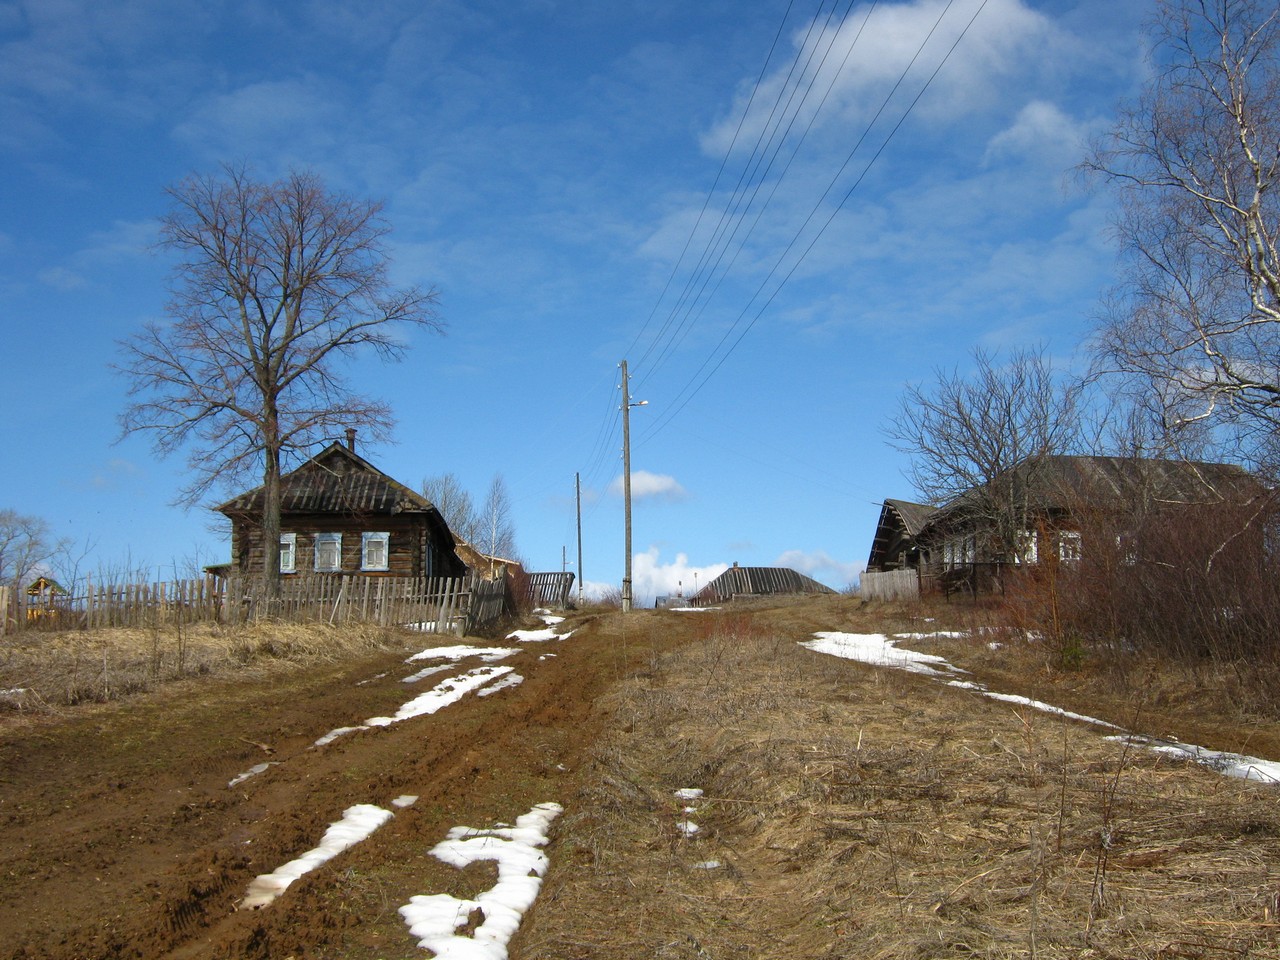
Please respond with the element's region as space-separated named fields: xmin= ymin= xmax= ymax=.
xmin=3 ymin=599 xmax=1278 ymax=959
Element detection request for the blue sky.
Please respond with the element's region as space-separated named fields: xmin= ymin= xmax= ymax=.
xmin=1 ymin=0 xmax=1148 ymax=601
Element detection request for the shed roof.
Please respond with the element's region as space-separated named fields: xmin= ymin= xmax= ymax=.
xmin=693 ymin=565 xmax=834 ymax=604
xmin=215 ymin=442 xmax=439 ymax=517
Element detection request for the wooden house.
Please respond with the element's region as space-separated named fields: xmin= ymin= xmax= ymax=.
xmin=865 ymin=498 xmax=937 ymax=572
xmin=214 ymin=438 xmax=465 ymax=580
xmin=866 ymin=455 xmax=1265 ymax=594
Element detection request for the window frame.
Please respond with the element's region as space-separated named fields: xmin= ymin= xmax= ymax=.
xmin=361 ymin=531 xmax=390 ymax=572
xmin=279 ymin=532 xmax=297 ymax=574
xmin=314 ymin=532 xmax=343 ymax=572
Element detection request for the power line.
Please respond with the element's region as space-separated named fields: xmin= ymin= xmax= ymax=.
xmin=635 ymin=0 xmax=851 ymax=386
xmin=641 ymin=0 xmax=990 ymax=441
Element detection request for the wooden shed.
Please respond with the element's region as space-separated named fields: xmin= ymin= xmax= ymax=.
xmin=214 ymin=440 xmax=465 ymax=580
xmin=688 ymin=564 xmax=835 ymax=606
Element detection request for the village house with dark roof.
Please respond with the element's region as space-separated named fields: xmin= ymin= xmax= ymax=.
xmin=213 ymin=433 xmax=465 ymax=580
xmin=866 ymin=455 xmax=1266 ymax=595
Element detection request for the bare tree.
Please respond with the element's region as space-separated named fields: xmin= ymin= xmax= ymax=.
xmin=119 ymin=164 xmax=442 ymax=602
xmin=421 ymin=472 xmax=480 ymax=546
xmin=1085 ymin=0 xmax=1280 ymax=466
xmin=0 ymin=510 xmax=60 ymax=588
xmin=885 ymin=345 xmax=1081 ymax=559
xmin=480 ymin=474 xmax=518 ymax=570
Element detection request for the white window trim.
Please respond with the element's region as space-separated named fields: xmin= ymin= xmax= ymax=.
xmin=361 ymin=532 xmax=390 ymax=572
xmin=1016 ymin=529 xmax=1038 ymax=565
xmin=315 ymin=532 xmax=343 ymax=572
xmin=280 ymin=533 xmax=297 ymax=574
xmin=1058 ymin=530 xmax=1082 ymax=563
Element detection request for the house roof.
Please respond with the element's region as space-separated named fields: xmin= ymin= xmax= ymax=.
xmin=214 ymin=442 xmax=440 ymax=517
xmin=866 ymin=498 xmax=938 ymax=569
xmin=884 ymin=498 xmax=937 ymax=536
xmin=692 ymin=565 xmax=835 ymax=604
xmin=918 ymin=455 xmax=1263 ymax=537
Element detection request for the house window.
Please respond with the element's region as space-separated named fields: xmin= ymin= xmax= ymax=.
xmin=362 ymin=532 xmax=390 ymax=571
xmin=1015 ymin=529 xmax=1038 ymax=564
xmin=315 ymin=532 xmax=342 ymax=572
xmin=1058 ymin=531 xmax=1082 ymax=563
xmin=280 ymin=533 xmax=297 ymax=574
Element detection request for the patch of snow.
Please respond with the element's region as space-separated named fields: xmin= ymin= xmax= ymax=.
xmin=677 ymin=820 xmax=699 ymax=836
xmin=507 ymin=628 xmax=559 ymax=643
xmin=946 ymin=681 xmax=1123 ymax=730
xmin=366 ymin=666 xmax=515 ymax=726
xmin=477 ymin=673 xmax=524 ymax=697
xmin=805 ymin=629 xmax=1280 ymax=789
xmin=406 ymin=645 xmax=517 ymax=664
xmin=240 ymin=803 xmax=393 ymax=910
xmin=314 ymin=725 xmax=367 ymax=747
xmin=674 ymin=787 xmax=703 ymax=800
xmin=228 ymin=762 xmax=276 ymax=788
xmin=800 ymin=632 xmax=967 ymax=677
xmin=400 ymin=802 xmax=562 ymax=959
xmin=693 ymin=860 xmax=722 ymax=870
xmin=392 ymin=795 xmax=419 ymax=808
xmin=1107 ymin=735 xmax=1280 ymax=783
xmin=356 ymin=673 xmax=388 ymax=686
xmin=402 ymin=664 xmax=453 ymax=684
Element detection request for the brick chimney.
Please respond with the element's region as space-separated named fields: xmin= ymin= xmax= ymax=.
xmin=344 ymin=427 xmax=357 ymax=452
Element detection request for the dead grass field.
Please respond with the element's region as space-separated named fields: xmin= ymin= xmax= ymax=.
xmin=526 ymin=598 xmax=1280 ymax=959
xmin=1 ymin=596 xmax=1278 ymax=959
xmin=0 ymin=620 xmax=417 ymax=714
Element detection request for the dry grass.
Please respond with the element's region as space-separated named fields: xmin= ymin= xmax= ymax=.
xmin=0 ymin=620 xmax=420 ymax=713
xmin=526 ymin=604 xmax=1280 ymax=960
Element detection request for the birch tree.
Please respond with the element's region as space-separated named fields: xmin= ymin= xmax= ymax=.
xmin=1085 ymin=0 xmax=1280 ymax=464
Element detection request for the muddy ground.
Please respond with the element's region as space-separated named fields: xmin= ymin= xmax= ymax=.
xmin=2 ymin=597 xmax=1278 ymax=959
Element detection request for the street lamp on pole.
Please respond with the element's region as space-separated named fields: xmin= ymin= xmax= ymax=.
xmin=620 ymin=359 xmax=646 ymax=613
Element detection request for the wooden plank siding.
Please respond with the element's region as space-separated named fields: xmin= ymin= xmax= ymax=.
xmin=232 ymin=513 xmax=454 ymax=580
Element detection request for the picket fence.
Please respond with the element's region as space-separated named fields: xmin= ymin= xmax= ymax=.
xmin=4 ymin=574 xmax=516 ymax=635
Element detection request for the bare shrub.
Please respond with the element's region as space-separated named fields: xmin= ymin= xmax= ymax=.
xmin=1002 ymin=494 xmax=1280 ymax=713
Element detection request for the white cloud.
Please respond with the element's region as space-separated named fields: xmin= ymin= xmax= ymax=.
xmin=608 ymin=470 xmax=687 ymax=502
xmin=775 ymin=549 xmax=863 ymax=589
xmin=983 ymin=100 xmax=1097 ymax=167
xmin=37 ymin=266 xmax=86 ymax=290
xmin=703 ymin=0 xmax=1061 ymax=154
xmin=172 ymin=77 xmax=347 ymax=161
xmin=632 ymin=548 xmax=729 ymax=603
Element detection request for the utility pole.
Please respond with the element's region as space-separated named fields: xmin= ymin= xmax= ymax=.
xmin=575 ymin=471 xmax=583 ymax=607
xmin=621 ymin=360 xmax=633 ymax=613
xmin=620 ymin=359 xmax=647 ymax=614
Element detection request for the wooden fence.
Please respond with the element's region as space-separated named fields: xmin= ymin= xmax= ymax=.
xmin=521 ymin=572 xmax=575 ymax=610
xmin=860 ymin=568 xmax=920 ymax=602
xmin=2 ymin=574 xmax=512 ymax=635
